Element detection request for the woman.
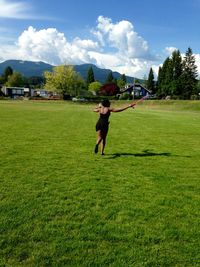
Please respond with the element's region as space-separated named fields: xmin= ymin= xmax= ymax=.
xmin=93 ymin=99 xmax=135 ymax=155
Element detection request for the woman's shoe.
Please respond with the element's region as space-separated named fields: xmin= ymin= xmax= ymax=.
xmin=94 ymin=144 xmax=98 ymax=154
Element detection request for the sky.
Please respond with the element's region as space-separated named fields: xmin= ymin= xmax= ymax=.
xmin=0 ymin=0 xmax=200 ymax=78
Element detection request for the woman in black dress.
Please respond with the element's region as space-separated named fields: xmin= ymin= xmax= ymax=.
xmin=93 ymin=99 xmax=135 ymax=155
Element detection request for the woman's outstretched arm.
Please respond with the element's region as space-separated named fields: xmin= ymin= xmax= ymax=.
xmin=110 ymin=103 xmax=135 ymax=113
xmin=93 ymin=107 xmax=100 ymax=112
xmin=93 ymin=103 xmax=102 ymax=112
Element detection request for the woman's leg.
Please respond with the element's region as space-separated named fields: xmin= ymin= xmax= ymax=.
xmin=95 ymin=130 xmax=102 ymax=153
xmin=97 ymin=130 xmax=103 ymax=145
xmin=101 ymin=131 xmax=108 ymax=155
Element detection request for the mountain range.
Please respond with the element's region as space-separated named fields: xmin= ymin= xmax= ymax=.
xmin=0 ymin=60 xmax=135 ymax=83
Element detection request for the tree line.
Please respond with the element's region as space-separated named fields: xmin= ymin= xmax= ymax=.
xmin=44 ymin=65 xmax=129 ymax=97
xmin=146 ymin=47 xmax=200 ymax=99
xmin=0 ymin=64 xmax=128 ymax=98
xmin=0 ymin=47 xmax=199 ymax=99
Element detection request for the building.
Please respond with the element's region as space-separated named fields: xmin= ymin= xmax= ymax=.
xmin=2 ymin=86 xmax=24 ymax=98
xmin=119 ymin=83 xmax=151 ymax=98
xmin=1 ymin=86 xmax=34 ymax=99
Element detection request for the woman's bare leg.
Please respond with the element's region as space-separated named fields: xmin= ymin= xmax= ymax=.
xmin=101 ymin=131 xmax=107 ymax=155
xmin=95 ymin=131 xmax=102 ymax=153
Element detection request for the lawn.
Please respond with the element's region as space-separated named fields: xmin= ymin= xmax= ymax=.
xmin=0 ymin=100 xmax=200 ymax=266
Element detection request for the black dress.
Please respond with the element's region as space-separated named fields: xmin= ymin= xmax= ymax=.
xmin=96 ymin=111 xmax=110 ymax=133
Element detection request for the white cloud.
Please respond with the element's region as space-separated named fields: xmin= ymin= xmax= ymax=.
xmin=94 ymin=16 xmax=151 ymax=60
xmin=15 ymin=26 xmax=99 ymax=65
xmin=0 ymin=0 xmax=54 ymax=20
xmin=165 ymin=46 xmax=178 ymax=55
xmin=0 ymin=15 xmax=199 ymax=78
xmin=195 ymin=54 xmax=200 ymax=78
xmin=0 ymin=0 xmax=31 ymax=19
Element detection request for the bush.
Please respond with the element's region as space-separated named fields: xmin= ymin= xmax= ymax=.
xmin=99 ymin=83 xmax=120 ymax=96
xmin=119 ymin=93 xmax=131 ymax=100
xmin=190 ymin=94 xmax=199 ymax=100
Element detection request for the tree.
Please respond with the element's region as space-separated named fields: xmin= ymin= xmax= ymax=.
xmin=142 ymin=74 xmax=148 ymax=88
xmin=86 ymin=67 xmax=95 ymax=85
xmin=197 ymin=80 xmax=200 ymax=95
xmin=117 ymin=74 xmax=126 ymax=89
xmin=4 ymin=66 xmax=13 ymax=82
xmin=157 ymin=57 xmax=173 ymax=97
xmin=6 ymin=71 xmax=24 ymax=87
xmin=99 ymin=83 xmax=119 ymax=96
xmin=27 ymin=76 xmax=45 ymax=88
xmin=163 ymin=58 xmax=174 ymax=96
xmin=44 ymin=65 xmax=86 ymax=97
xmin=121 ymin=74 xmax=126 ymax=84
xmin=181 ymin=47 xmax=198 ymax=99
xmin=105 ymin=71 xmax=114 ymax=84
xmin=0 ymin=66 xmax=14 ymax=84
xmin=88 ymin=81 xmax=102 ymax=95
xmin=170 ymin=50 xmax=183 ymax=96
xmin=147 ymin=67 xmax=155 ymax=93
xmin=157 ymin=66 xmax=163 ymax=97
xmin=157 ymin=47 xmax=198 ymax=99
xmin=157 ymin=50 xmax=183 ymax=98
xmin=0 ymin=75 xmax=5 ymax=85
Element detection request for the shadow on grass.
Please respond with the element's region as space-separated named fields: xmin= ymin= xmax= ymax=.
xmin=107 ymin=149 xmax=172 ymax=159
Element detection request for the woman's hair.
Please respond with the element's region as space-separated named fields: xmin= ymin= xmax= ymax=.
xmin=101 ymin=99 xmax=110 ymax=107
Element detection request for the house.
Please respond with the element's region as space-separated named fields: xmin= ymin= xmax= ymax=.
xmin=1 ymin=86 xmax=34 ymax=99
xmin=119 ymin=83 xmax=151 ymax=98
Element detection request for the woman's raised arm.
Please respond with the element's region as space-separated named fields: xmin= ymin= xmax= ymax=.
xmin=110 ymin=103 xmax=135 ymax=113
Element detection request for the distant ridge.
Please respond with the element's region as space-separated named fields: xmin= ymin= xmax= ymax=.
xmin=0 ymin=59 xmax=135 ymax=83
xmin=0 ymin=60 xmax=53 ymax=77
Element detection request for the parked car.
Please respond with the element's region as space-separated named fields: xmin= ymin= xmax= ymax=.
xmin=72 ymin=97 xmax=87 ymax=102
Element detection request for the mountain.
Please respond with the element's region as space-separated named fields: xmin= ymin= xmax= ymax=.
xmin=74 ymin=63 xmax=135 ymax=83
xmin=0 ymin=60 xmax=53 ymax=77
xmin=0 ymin=60 xmax=135 ymax=83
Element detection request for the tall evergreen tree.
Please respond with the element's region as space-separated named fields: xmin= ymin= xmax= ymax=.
xmin=157 ymin=57 xmax=173 ymax=97
xmin=6 ymin=71 xmax=24 ymax=87
xmin=172 ymin=50 xmax=182 ymax=80
xmin=147 ymin=67 xmax=155 ymax=93
xmin=117 ymin=74 xmax=127 ymax=88
xmin=197 ymin=80 xmax=200 ymax=95
xmin=3 ymin=66 xmax=13 ymax=83
xmin=166 ymin=50 xmax=182 ymax=96
xmin=86 ymin=67 xmax=95 ymax=84
xmin=121 ymin=74 xmax=126 ymax=84
xmin=105 ymin=71 xmax=114 ymax=84
xmin=164 ymin=58 xmax=173 ymax=96
xmin=181 ymin=47 xmax=198 ymax=99
xmin=157 ymin=66 xmax=163 ymax=97
xmin=143 ymin=74 xmax=148 ymax=88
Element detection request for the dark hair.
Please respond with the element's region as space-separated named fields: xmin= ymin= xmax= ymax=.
xmin=101 ymin=99 xmax=110 ymax=107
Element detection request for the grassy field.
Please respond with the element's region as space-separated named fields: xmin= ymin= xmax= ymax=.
xmin=0 ymin=100 xmax=200 ymax=266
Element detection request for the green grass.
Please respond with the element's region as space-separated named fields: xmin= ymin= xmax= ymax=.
xmin=0 ymin=100 xmax=200 ymax=267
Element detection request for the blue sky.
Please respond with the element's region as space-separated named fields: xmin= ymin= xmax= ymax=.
xmin=0 ymin=0 xmax=200 ymax=78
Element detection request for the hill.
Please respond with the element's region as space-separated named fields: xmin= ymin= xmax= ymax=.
xmin=0 ymin=60 xmax=53 ymax=77
xmin=0 ymin=60 xmax=135 ymax=83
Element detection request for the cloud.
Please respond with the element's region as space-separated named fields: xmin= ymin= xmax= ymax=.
xmin=94 ymin=16 xmax=152 ymax=60
xmin=0 ymin=0 xmax=54 ymax=20
xmin=0 ymin=15 xmax=199 ymax=78
xmin=15 ymin=26 xmax=99 ymax=65
xmin=0 ymin=0 xmax=31 ymax=19
xmin=165 ymin=46 xmax=178 ymax=55
xmin=195 ymin=54 xmax=200 ymax=77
